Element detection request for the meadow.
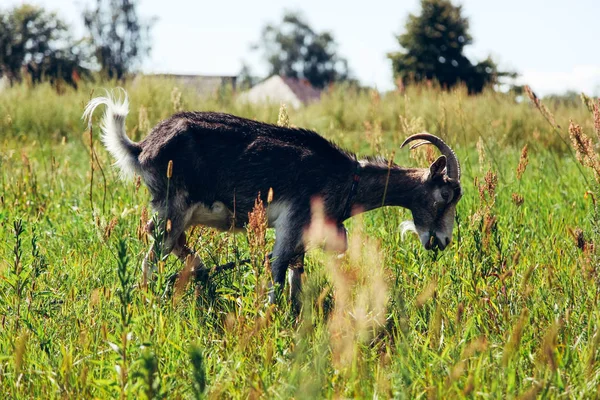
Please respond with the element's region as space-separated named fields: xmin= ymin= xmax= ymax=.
xmin=0 ymin=79 xmax=599 ymax=398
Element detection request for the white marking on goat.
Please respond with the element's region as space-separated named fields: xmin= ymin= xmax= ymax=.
xmin=189 ymin=201 xmax=235 ymax=231
xmin=432 ymin=188 xmax=444 ymax=203
xmin=267 ymin=201 xmax=291 ymax=228
xmin=400 ymin=220 xmax=417 ymax=240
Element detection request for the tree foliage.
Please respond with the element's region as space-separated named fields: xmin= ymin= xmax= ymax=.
xmin=83 ymin=0 xmax=153 ymax=80
xmin=0 ymin=4 xmax=90 ymax=87
xmin=388 ymin=0 xmax=514 ymax=93
xmin=255 ymin=11 xmax=349 ymax=89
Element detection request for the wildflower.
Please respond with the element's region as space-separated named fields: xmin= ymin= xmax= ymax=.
xmin=247 ymin=194 xmax=268 ymax=270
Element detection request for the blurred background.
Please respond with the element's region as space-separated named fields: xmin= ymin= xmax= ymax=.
xmin=1 ymin=0 xmax=599 ymax=99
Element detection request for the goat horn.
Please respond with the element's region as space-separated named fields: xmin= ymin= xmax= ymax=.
xmin=401 ymin=132 xmax=461 ymax=180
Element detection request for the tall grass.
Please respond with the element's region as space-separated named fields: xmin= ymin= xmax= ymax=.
xmin=0 ymin=79 xmax=598 ymax=398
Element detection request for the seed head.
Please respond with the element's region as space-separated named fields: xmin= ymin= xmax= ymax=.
xmin=593 ymin=100 xmax=600 ymax=140
xmin=569 ymin=121 xmax=600 ymax=179
xmin=571 ymin=227 xmax=586 ymax=251
xmin=167 ymin=160 xmax=173 ymax=179
xmin=277 ymin=104 xmax=290 ymax=128
xmin=512 ymin=193 xmax=524 ymax=206
xmin=524 ymin=85 xmax=540 ymax=108
xmin=516 ymin=144 xmax=529 ymax=180
xmin=476 ymin=137 xmax=486 ymax=171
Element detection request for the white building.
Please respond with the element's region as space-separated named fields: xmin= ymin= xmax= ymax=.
xmin=237 ymin=75 xmax=322 ymax=109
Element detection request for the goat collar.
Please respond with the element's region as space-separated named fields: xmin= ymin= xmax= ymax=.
xmin=340 ymin=162 xmax=362 ymax=222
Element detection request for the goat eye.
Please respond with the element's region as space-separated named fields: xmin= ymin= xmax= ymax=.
xmin=441 ymin=191 xmax=450 ymax=201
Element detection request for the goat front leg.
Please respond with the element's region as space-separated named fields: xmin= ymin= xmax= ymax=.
xmin=165 ymin=231 xmax=207 ymax=289
xmin=171 ymin=232 xmax=204 ymax=271
xmin=141 ymin=219 xmax=157 ymax=284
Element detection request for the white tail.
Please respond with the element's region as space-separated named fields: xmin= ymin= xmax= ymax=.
xmin=83 ymin=89 xmax=140 ymax=179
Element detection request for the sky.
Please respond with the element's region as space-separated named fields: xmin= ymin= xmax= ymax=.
xmin=6 ymin=0 xmax=600 ymax=95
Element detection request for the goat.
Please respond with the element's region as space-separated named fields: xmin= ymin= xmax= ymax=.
xmin=83 ymin=90 xmax=463 ymax=305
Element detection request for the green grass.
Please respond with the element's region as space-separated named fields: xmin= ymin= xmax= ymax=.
xmin=0 ymin=80 xmax=599 ymax=398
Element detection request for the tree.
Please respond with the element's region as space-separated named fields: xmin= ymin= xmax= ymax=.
xmin=0 ymin=4 xmax=90 ymax=87
xmin=83 ymin=0 xmax=153 ymax=80
xmin=255 ymin=11 xmax=349 ymax=89
xmin=238 ymin=62 xmax=257 ymax=90
xmin=388 ymin=0 xmax=514 ymax=93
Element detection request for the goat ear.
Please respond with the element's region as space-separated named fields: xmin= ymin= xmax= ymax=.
xmin=429 ymin=155 xmax=447 ymax=179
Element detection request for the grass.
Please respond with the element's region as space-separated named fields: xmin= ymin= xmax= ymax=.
xmin=0 ymin=79 xmax=599 ymax=398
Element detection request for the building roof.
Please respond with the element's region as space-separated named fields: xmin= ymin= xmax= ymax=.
xmin=280 ymin=76 xmax=322 ymax=104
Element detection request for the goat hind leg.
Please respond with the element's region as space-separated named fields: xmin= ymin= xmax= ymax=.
xmin=288 ymin=253 xmax=305 ymax=313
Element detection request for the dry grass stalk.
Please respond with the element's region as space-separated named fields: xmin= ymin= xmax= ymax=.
xmin=593 ymin=100 xmax=600 ymax=140
xmin=170 ymin=87 xmax=183 ymax=112
xmin=524 ymin=85 xmax=556 ymax=127
xmin=502 ymin=309 xmax=528 ymax=366
xmin=518 ymin=383 xmax=543 ymax=400
xmin=511 ymin=193 xmax=524 ymax=206
xmin=277 ymin=104 xmax=290 ymax=128
xmin=173 ymin=253 xmax=196 ymax=302
xmin=541 ymin=322 xmax=560 ymax=372
xmin=570 ymin=227 xmax=586 ymax=251
xmin=484 ymin=170 xmax=498 ymax=200
xmin=364 ymin=120 xmax=383 ymax=152
xmin=482 ymin=213 xmax=497 ymax=249
xmin=399 ymin=115 xmax=425 ymax=137
xmin=569 ymin=121 xmax=600 ymax=180
xmin=581 ymin=93 xmax=595 ymax=112
xmin=477 ymin=170 xmax=498 ymax=204
xmin=138 ymin=105 xmax=150 ymax=137
xmin=416 ymin=280 xmax=437 ymax=308
xmin=247 ymin=194 xmax=267 ymax=255
xmin=137 ymin=207 xmax=149 ymax=241
xmin=247 ymin=194 xmax=269 ymax=291
xmin=166 ymin=160 xmax=173 ymax=179
xmin=516 ymin=144 xmax=529 ymax=180
xmin=447 ymin=337 xmax=487 ymax=387
xmin=103 ymin=216 xmax=118 ymax=240
xmin=524 ymin=85 xmax=540 ymax=109
xmin=303 ymin=199 xmax=348 ymax=254
xmin=303 ymin=202 xmax=388 ymax=370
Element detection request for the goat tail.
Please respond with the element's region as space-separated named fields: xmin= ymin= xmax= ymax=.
xmin=82 ymin=88 xmax=141 ymax=180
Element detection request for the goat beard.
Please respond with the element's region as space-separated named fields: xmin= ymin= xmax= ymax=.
xmin=399 ymin=220 xmax=418 ymax=240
